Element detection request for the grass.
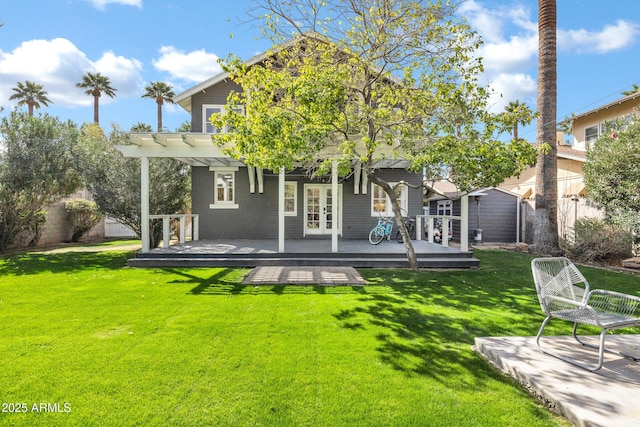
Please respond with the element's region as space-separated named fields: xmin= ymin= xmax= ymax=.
xmin=2 ymin=243 xmax=637 ymax=426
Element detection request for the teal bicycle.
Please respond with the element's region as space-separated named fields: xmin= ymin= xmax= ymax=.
xmin=368 ymin=214 xmax=395 ymax=245
xmin=369 ymin=209 xmax=415 ymax=245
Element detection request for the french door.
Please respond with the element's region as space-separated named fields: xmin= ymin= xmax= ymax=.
xmin=304 ymin=184 xmax=341 ymax=235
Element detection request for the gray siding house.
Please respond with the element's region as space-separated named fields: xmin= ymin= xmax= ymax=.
xmin=118 ymin=48 xmax=432 ymax=252
xmin=426 ymin=186 xmax=521 ymax=244
xmin=192 ymin=165 xmax=423 ymax=241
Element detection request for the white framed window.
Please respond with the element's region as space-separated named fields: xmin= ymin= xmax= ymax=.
xmin=585 ymin=125 xmax=599 ymax=149
xmin=202 ymin=104 xmax=244 ymax=134
xmin=209 ymin=167 xmax=239 ymax=209
xmin=371 ymin=183 xmax=407 ymax=216
xmin=203 ymin=105 xmax=224 ymax=134
xmin=284 ymin=181 xmax=297 ymax=216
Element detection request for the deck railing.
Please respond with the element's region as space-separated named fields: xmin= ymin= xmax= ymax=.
xmin=148 ymin=214 xmax=199 ymax=249
xmin=416 ymin=215 xmax=469 ymax=252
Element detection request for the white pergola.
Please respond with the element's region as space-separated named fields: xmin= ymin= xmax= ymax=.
xmin=117 ymin=132 xmax=470 ymax=253
xmin=117 ymin=132 xmax=343 ymax=253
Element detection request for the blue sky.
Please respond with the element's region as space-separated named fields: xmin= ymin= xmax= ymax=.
xmin=1 ymin=0 xmax=639 ymax=141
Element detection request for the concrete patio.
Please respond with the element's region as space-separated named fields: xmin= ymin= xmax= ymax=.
xmin=474 ymin=335 xmax=640 ymax=427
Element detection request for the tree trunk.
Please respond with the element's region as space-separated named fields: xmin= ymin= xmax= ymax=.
xmin=93 ymin=89 xmax=101 ymax=124
xmin=531 ymin=0 xmax=560 ymax=255
xmin=368 ymin=173 xmax=419 ymax=271
xmin=157 ymin=97 xmax=163 ymax=132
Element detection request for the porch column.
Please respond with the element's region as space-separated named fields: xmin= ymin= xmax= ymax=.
xmin=460 ymin=194 xmax=469 ymax=252
xmin=278 ymin=167 xmax=285 ymax=253
xmin=141 ymin=156 xmax=150 ymax=253
xmin=331 ymin=159 xmax=338 ymax=253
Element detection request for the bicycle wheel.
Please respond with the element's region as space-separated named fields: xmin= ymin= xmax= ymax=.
xmin=369 ymin=226 xmax=385 ymax=245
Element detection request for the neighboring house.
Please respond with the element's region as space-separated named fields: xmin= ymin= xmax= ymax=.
xmin=118 ymin=48 xmax=433 ymax=253
xmin=499 ymin=91 xmax=640 ymax=242
xmin=425 ymin=182 xmax=522 ymax=244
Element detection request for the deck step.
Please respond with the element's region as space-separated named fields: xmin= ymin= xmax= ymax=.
xmin=127 ymin=256 xmax=480 ymax=269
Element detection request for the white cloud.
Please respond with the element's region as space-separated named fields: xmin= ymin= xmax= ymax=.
xmin=84 ymin=0 xmax=142 ymax=11
xmin=92 ymin=51 xmax=144 ymax=97
xmin=0 ymin=38 xmax=143 ymax=108
xmin=458 ymin=0 xmax=506 ymax=44
xmin=485 ymin=73 xmax=537 ymax=114
xmin=153 ymin=46 xmax=222 ymax=83
xmin=480 ymin=34 xmax=538 ymax=73
xmin=559 ymin=20 xmax=640 ymax=54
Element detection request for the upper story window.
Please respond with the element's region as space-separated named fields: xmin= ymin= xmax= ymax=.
xmin=203 ymin=105 xmax=223 ymax=134
xmin=202 ymin=104 xmax=244 ymax=134
xmin=585 ymin=125 xmax=599 ymax=149
xmin=371 ymin=183 xmax=407 ymax=216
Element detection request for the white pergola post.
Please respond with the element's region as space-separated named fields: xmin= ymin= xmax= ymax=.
xmin=278 ymin=167 xmax=285 ymax=253
xmin=460 ymin=194 xmax=469 ymax=252
xmin=331 ymin=159 xmax=338 ymax=253
xmin=442 ymin=218 xmax=450 ymax=247
xmin=141 ymin=156 xmax=150 ymax=253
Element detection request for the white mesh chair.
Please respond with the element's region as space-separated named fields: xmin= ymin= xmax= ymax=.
xmin=531 ymin=257 xmax=640 ymax=371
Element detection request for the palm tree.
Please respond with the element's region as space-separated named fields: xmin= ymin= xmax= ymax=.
xmin=76 ymin=72 xmax=117 ymax=125
xmin=176 ymin=120 xmax=191 ymax=132
xmin=131 ymin=122 xmax=153 ymax=132
xmin=503 ymin=100 xmax=536 ymax=141
xmin=9 ymin=81 xmax=52 ymax=115
xmin=141 ymin=81 xmax=176 ymax=132
xmin=621 ymin=84 xmax=640 ymax=96
xmin=531 ymin=0 xmax=560 ymax=255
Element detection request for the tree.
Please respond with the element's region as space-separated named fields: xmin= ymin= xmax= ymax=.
xmin=621 ymin=84 xmax=640 ymax=96
xmin=76 ymin=72 xmax=117 ymax=125
xmin=502 ymin=100 xmax=536 ymax=141
xmin=531 ymin=0 xmax=560 ymax=255
xmin=79 ymin=123 xmax=190 ymax=249
xmin=0 ymin=111 xmax=83 ymax=250
xmin=9 ymin=80 xmax=52 ymax=116
xmin=176 ymin=120 xmax=191 ymax=132
xmin=583 ymin=116 xmax=640 ymax=235
xmin=131 ymin=122 xmax=153 ymax=132
xmin=65 ymin=199 xmax=102 ymax=242
xmin=141 ymin=81 xmax=176 ymax=132
xmin=212 ymin=0 xmax=537 ymax=270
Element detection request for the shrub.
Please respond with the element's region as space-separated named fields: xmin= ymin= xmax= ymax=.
xmin=65 ymin=199 xmax=102 ymax=242
xmin=563 ymin=218 xmax=632 ymax=264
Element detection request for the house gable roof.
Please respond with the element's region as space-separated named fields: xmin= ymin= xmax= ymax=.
xmin=174 ymin=32 xmax=404 ymax=114
xmin=559 ymin=92 xmax=640 ymax=125
xmin=174 ymin=51 xmax=268 ymax=114
xmin=557 ymin=145 xmax=586 ymax=162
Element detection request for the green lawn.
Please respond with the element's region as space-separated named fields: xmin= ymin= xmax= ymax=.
xmin=4 ymin=245 xmax=637 ymax=426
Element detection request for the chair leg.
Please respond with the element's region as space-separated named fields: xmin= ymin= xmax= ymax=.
xmin=536 ymin=317 xmax=606 ymax=371
xmin=573 ymin=325 xmax=640 ymax=362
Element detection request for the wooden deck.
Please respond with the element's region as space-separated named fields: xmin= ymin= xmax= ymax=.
xmin=128 ymin=239 xmax=480 ymax=269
